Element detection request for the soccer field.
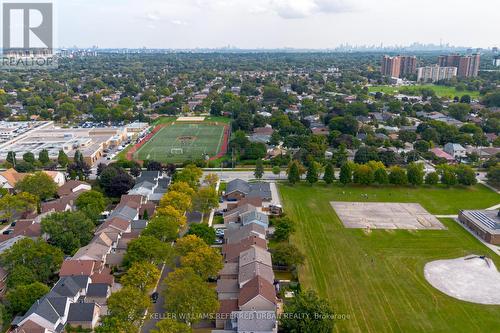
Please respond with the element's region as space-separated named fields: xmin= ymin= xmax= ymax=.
xmin=134 ymin=122 xmax=228 ymax=163
xmin=280 ymin=184 xmax=500 ymax=333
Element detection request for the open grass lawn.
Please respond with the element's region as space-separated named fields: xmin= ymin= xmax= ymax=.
xmin=279 ymin=183 xmax=500 ymax=333
xmin=368 ymin=84 xmax=480 ymax=99
xmin=134 ymin=122 xmax=227 ymax=163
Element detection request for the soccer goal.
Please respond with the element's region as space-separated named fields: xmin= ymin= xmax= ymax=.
xmin=170 ymin=148 xmax=184 ymax=155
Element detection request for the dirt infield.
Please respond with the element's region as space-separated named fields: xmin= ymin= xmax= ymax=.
xmin=331 ymin=202 xmax=446 ymax=230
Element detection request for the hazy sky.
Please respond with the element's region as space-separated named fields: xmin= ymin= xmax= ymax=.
xmin=56 ymin=0 xmax=499 ymax=49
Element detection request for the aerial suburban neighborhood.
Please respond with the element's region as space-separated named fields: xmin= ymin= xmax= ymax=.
xmin=0 ymin=0 xmax=498 ymax=333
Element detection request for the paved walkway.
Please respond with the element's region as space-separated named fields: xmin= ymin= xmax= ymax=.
xmin=269 ymin=182 xmax=282 ymax=207
xmin=486 ymin=203 xmax=500 ymax=211
xmin=208 ymin=180 xmax=220 ymax=227
xmin=435 ymin=215 xmax=459 ymax=218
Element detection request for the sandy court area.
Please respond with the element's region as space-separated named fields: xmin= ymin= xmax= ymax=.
xmin=176 ymin=116 xmax=206 ymax=122
xmin=424 ymin=256 xmax=500 ymax=305
xmin=331 ymin=202 xmax=446 ymax=230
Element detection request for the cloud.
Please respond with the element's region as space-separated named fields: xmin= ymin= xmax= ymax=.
xmin=270 ymin=0 xmax=355 ymax=19
xmin=314 ymin=0 xmax=354 ymax=13
xmin=171 ymin=19 xmax=188 ymax=26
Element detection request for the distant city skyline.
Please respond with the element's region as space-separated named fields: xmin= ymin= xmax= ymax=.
xmin=56 ymin=0 xmax=499 ymax=49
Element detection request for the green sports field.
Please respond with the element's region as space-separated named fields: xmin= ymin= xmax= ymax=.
xmin=280 ymin=184 xmax=500 ymax=333
xmin=368 ymin=84 xmax=480 ymax=99
xmin=134 ymin=122 xmax=227 ymax=163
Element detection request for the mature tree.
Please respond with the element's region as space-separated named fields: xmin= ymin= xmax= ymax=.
xmin=374 ymin=167 xmax=389 ymax=184
xmin=15 ymin=171 xmax=58 ymax=201
xmin=271 ymin=243 xmax=305 ymax=268
xmin=329 ymin=115 xmax=358 ymax=135
xmin=155 ymin=205 xmax=187 ymax=229
xmin=339 ymin=163 xmax=353 ymax=185
xmin=486 ymin=165 xmax=500 ymax=186
xmin=254 ymin=159 xmax=264 ymax=180
xmin=0 ymin=192 xmax=37 ymax=223
xmin=121 ymin=261 xmax=160 ymax=293
xmin=287 ymin=160 xmax=301 ymax=185
xmin=193 ymin=187 xmax=218 ymax=214
xmin=6 ymin=282 xmax=50 ymax=315
xmin=398 ymin=130 xmax=417 ymax=143
xmin=353 ymin=164 xmax=374 ymax=185
xmin=41 ymin=211 xmax=95 ymax=255
xmin=142 ymin=215 xmax=180 ymax=242
xmin=109 ymin=173 xmax=135 ymax=197
xmin=124 ymin=236 xmax=173 ymax=267
xmin=96 ymin=163 xmax=107 ymax=177
xmin=7 ymin=265 xmax=36 ymax=288
xmin=334 ymin=144 xmax=349 ymax=167
xmin=414 ymin=140 xmax=430 ymax=153
xmin=57 ymin=150 xmax=69 ymax=168
xmin=163 ymin=268 xmax=218 ymax=325
xmin=38 ymin=149 xmax=50 ymax=165
xmin=175 ymin=235 xmax=207 ymax=257
xmin=306 ymin=161 xmax=319 ymax=185
xmin=187 ymin=223 xmax=216 ymax=245
xmin=174 ymin=164 xmax=202 ymax=189
xmin=389 ymin=166 xmax=408 ymax=185
xmin=323 ymin=163 xmax=335 ymax=185
xmin=274 ymin=217 xmax=296 ymax=242
xmin=280 ymin=290 xmax=335 ymax=333
xmin=460 ymin=94 xmax=471 ymax=104
xmin=483 ymin=91 xmax=500 ymax=107
xmin=22 ymin=152 xmax=35 ymax=164
xmin=204 ymin=173 xmax=219 ymax=187
xmin=180 ymin=245 xmax=223 ymax=280
xmin=160 ymin=191 xmax=192 ymax=213
xmin=130 ymin=163 xmax=142 ymax=177
xmin=455 ymin=165 xmax=477 ymax=186
xmin=6 ymin=151 xmax=16 ymax=167
xmin=151 ymin=319 xmax=192 ymax=333
xmin=75 ymin=190 xmax=107 ymax=223
xmin=407 ymin=163 xmax=424 ymax=186
xmin=169 ymin=182 xmax=195 ymax=198
xmin=425 ymin=172 xmax=440 ymax=185
xmin=354 ymin=146 xmax=379 ymax=164
xmin=440 ymin=166 xmax=458 ymax=186
xmin=15 ymin=160 xmax=35 ymax=173
xmin=67 ymin=161 xmax=91 ymax=181
xmin=272 ymin=166 xmax=281 ymax=179
xmin=1 ymin=238 xmax=63 ymax=285
xmin=99 ymin=165 xmax=135 ymax=197
xmin=107 ymin=287 xmax=150 ymax=329
xmin=447 ymin=103 xmax=472 ymax=122
xmin=146 ymin=160 xmax=163 ymax=172
xmin=95 ymin=316 xmax=136 ymax=333
xmin=73 ymin=150 xmax=84 ymax=165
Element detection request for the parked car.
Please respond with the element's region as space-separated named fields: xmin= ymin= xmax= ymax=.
xmin=151 ymin=292 xmax=159 ymax=303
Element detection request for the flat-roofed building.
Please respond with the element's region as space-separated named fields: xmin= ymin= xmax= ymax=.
xmin=0 ymin=121 xmax=127 ymax=165
xmin=417 ymin=65 xmax=457 ymax=83
xmin=458 ymin=210 xmax=500 ymax=245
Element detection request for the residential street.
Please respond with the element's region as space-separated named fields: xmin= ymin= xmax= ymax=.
xmin=141 ymin=264 xmax=173 ymax=333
